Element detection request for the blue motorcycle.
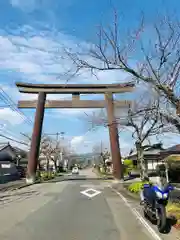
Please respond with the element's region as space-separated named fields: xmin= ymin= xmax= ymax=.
xmin=141 ymin=182 xmax=174 ymax=233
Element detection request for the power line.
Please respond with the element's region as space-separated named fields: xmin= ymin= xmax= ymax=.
xmin=0 ymin=94 xmax=32 ymax=126
xmin=0 ymin=94 xmax=26 ymax=122
xmin=0 ymin=87 xmax=33 ymax=126
xmin=1 ymin=127 xmax=28 ymax=142
xmin=0 ymin=133 xmax=29 ymax=146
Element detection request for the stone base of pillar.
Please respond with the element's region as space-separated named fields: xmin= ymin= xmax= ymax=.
xmin=26 ymin=175 xmax=36 ymax=184
xmin=112 ymin=178 xmax=124 ymax=184
xmin=111 ymin=178 xmax=124 ymax=190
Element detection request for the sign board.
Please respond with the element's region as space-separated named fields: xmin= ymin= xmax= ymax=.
xmin=1 ymin=164 xmax=11 ymax=168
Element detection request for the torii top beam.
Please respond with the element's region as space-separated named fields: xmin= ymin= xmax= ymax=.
xmin=16 ymin=82 xmax=135 ymax=94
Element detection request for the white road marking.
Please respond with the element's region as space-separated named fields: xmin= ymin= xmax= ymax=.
xmin=80 ymin=188 xmax=101 ymax=198
xmin=110 ymin=186 xmax=162 ymax=240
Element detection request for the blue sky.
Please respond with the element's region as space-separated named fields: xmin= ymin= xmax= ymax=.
xmin=0 ymin=0 xmax=180 ymax=155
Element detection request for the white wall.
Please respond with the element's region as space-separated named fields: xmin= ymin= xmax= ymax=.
xmin=147 ymin=161 xmax=164 ymax=170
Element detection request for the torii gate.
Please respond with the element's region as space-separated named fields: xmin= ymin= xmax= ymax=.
xmin=16 ymin=82 xmax=135 ymax=183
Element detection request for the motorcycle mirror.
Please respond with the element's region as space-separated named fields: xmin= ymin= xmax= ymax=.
xmin=168 ymin=185 xmax=174 ymax=191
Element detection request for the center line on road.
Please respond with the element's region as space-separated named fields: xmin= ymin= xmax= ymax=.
xmin=109 ymin=186 xmax=162 ymax=240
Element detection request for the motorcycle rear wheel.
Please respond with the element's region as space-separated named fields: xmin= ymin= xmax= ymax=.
xmin=143 ymin=207 xmax=149 ymax=219
xmin=156 ymin=205 xmax=167 ymax=233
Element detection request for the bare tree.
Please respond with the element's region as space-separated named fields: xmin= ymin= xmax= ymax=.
xmin=41 ymin=136 xmax=64 ymax=172
xmin=136 ymin=97 xmax=180 ymax=134
xmin=92 ymin=143 xmax=110 ymax=172
xmin=65 ymin=12 xmax=180 ymax=124
xmin=21 ymin=133 xmax=49 ymax=171
xmin=162 ymin=114 xmax=180 ymax=133
xmin=22 ymin=133 xmax=62 ymax=172
xmin=126 ymin=102 xmax=164 ymax=180
xmin=84 ymin=98 xmax=166 ymax=180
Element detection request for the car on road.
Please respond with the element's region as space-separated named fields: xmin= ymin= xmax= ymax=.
xmin=72 ymin=167 xmax=79 ymax=174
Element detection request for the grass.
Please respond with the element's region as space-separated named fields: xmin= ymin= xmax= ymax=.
xmin=166 ymin=202 xmax=180 ymax=229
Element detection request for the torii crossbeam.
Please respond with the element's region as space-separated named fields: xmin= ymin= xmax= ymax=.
xmin=16 ymin=82 xmax=135 ymax=183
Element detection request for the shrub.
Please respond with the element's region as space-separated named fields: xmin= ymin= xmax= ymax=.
xmin=166 ymin=203 xmax=180 ymax=226
xmin=39 ymin=171 xmax=56 ymax=181
xmin=123 ymin=159 xmax=134 ymax=175
xmin=128 ymin=181 xmax=150 ymax=194
xmin=124 ymin=159 xmax=133 ymax=166
xmin=100 ymin=167 xmax=105 ymax=174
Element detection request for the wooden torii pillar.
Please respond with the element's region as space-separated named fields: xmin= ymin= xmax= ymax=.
xmin=16 ymin=82 xmax=134 ymax=183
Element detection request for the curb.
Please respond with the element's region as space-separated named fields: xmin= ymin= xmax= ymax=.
xmin=112 ymin=184 xmax=140 ymax=201
xmin=11 ymin=183 xmax=31 ymax=190
xmin=0 ymin=178 xmax=54 ymax=192
xmin=1 ymin=182 xmax=37 ymax=192
xmin=0 ymin=184 xmax=25 ymax=192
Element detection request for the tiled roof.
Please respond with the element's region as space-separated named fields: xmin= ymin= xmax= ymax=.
xmin=163 ymin=144 xmax=180 ymax=152
xmin=0 ymin=144 xmax=9 ymax=151
xmin=13 ymin=146 xmax=28 ymax=154
xmin=0 ymin=143 xmax=28 ymax=154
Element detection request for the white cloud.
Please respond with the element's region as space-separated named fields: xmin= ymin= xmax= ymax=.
xmin=9 ymin=0 xmax=74 ymax=12
xmin=0 ymin=24 xmax=132 ymax=125
xmin=71 ymin=135 xmax=84 ymax=147
xmin=0 ymin=25 xmax=130 ymax=86
xmin=10 ymin=0 xmax=38 ymax=12
xmin=0 ymin=108 xmax=24 ymax=125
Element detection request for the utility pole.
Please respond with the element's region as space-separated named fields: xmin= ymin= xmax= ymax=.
xmin=44 ymin=132 xmax=60 ymax=138
xmin=56 ymin=132 xmax=59 ymax=142
xmin=60 ymin=132 xmax=65 ymax=163
xmin=100 ymin=140 xmax=103 ymax=153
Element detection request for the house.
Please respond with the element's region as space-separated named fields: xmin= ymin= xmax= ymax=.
xmin=0 ymin=143 xmax=29 ymax=183
xmin=0 ymin=151 xmax=19 ymax=184
xmin=160 ymin=144 xmax=180 ymax=159
xmin=125 ymin=143 xmax=164 ymax=171
xmin=125 ymin=144 xmax=180 ymax=172
xmin=0 ymin=142 xmax=28 ymax=167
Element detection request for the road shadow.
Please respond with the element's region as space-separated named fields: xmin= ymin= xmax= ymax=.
xmin=165 ymin=216 xmax=177 ymax=233
xmin=45 ymin=175 xmax=113 ymax=183
xmin=148 ymin=216 xmax=177 ymax=234
xmin=124 ymin=171 xmax=158 ymax=181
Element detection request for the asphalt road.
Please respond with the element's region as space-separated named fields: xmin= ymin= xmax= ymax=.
xmin=0 ymin=169 xmax=178 ymax=240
